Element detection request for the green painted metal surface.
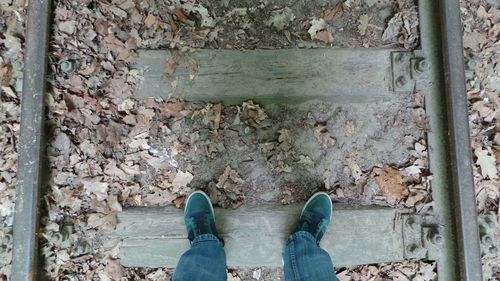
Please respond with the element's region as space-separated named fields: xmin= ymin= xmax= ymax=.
xmin=418 ymin=0 xmax=483 ymax=279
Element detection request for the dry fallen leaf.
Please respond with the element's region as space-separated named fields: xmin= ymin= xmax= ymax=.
xmin=463 ymin=31 xmax=488 ymax=51
xmin=472 ymin=101 xmax=495 ymax=122
xmin=171 ymin=170 xmax=194 ymax=191
xmin=240 ymin=101 xmax=271 ymax=128
xmin=315 ymin=30 xmax=334 ymax=43
xmin=474 ymin=148 xmax=498 ymax=179
xmin=344 ymin=120 xmax=354 ymax=137
xmin=324 ymin=5 xmax=344 ymax=22
xmin=164 ymin=59 xmax=177 ymax=75
xmin=146 ymin=269 xmax=169 ymax=280
xmin=297 ymin=155 xmax=314 ymax=165
xmin=266 ymin=7 xmax=295 ymax=31
xmin=182 ymin=3 xmax=216 ymax=27
xmin=358 ymin=14 xmax=370 ymax=36
xmin=104 ymin=259 xmax=124 ymax=280
xmin=0 ymin=64 xmax=15 ymax=86
xmin=476 ymin=181 xmax=499 ymax=211
xmin=372 ymin=165 xmax=409 ymax=202
xmin=227 ymin=273 xmax=242 ymax=281
xmin=217 ymin=166 xmax=245 ymax=191
xmin=175 ymin=8 xmax=188 ymax=21
xmin=209 ymin=166 xmax=245 ymax=207
xmin=58 ymin=20 xmax=77 ymax=35
xmin=82 ymin=180 xmax=109 ymax=201
xmin=87 ymin=213 xmax=117 ymax=230
xmin=160 ymin=100 xmax=191 ymax=120
xmin=104 ymin=160 xmax=128 ymax=180
xmin=107 ymin=195 xmax=123 ymax=212
xmin=346 ymin=157 xmax=363 ymax=182
xmin=414 ymin=262 xmax=437 ymax=281
xmin=308 ymin=18 xmax=327 ymax=39
xmin=314 ymin=124 xmax=336 ymax=148
xmin=203 ymin=103 xmax=222 ymax=130
xmin=405 ymin=189 xmax=427 ymax=207
xmin=52 ymin=131 xmax=72 ymax=156
xmin=144 ymin=14 xmax=157 ymax=28
xmin=231 ymin=200 xmax=243 ymax=209
xmin=174 ymin=196 xmax=187 ymax=208
xmin=143 ymin=188 xmax=177 ymax=206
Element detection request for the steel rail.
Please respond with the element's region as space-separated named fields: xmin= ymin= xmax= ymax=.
xmin=420 ymin=0 xmax=483 ymax=280
xmin=11 ymin=0 xmax=51 ymax=280
xmin=438 ymin=0 xmax=483 ymax=279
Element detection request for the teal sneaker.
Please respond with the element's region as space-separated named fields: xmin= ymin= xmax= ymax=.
xmin=296 ymin=192 xmax=333 ymax=243
xmin=184 ymin=191 xmax=218 ymax=241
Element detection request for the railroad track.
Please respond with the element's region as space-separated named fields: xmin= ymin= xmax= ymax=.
xmin=11 ymin=0 xmax=495 ymax=280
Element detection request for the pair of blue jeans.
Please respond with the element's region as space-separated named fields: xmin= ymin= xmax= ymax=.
xmin=173 ymin=231 xmax=339 ymax=281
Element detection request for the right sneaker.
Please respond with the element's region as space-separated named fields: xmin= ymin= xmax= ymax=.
xmin=295 ymin=192 xmax=333 ymax=243
xmin=184 ymin=191 xmax=219 ymax=242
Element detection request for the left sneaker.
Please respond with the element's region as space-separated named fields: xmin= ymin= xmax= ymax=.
xmin=184 ymin=191 xmax=219 ymax=242
xmin=295 ymin=192 xmax=333 ymax=243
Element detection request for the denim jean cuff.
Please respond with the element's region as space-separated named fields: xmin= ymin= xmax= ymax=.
xmin=289 ymin=230 xmax=317 ymax=244
xmin=191 ymin=233 xmax=222 ymax=246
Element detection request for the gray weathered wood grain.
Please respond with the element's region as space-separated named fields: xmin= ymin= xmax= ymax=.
xmin=101 ymin=205 xmax=408 ymax=268
xmin=134 ymin=49 xmax=396 ymax=104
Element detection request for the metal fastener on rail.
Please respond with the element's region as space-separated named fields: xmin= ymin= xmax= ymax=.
xmin=414 ymin=59 xmax=429 ymax=72
xmin=481 ymin=234 xmax=493 ymax=245
xmin=405 ymin=217 xmax=418 ymax=230
xmin=406 ymin=243 xmax=421 ymax=255
xmin=59 ymin=59 xmax=76 ymax=74
xmin=396 ymin=76 xmax=408 ymax=87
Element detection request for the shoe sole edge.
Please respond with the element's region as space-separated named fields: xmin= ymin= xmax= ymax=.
xmin=184 ymin=190 xmax=216 ymax=220
xmin=300 ymin=191 xmax=333 ymax=223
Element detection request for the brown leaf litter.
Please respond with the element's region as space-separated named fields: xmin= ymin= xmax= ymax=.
xmin=207 ymin=166 xmax=245 ymax=208
xmin=372 ymin=165 xmax=409 ymax=203
xmin=314 ymin=123 xmax=337 ymax=149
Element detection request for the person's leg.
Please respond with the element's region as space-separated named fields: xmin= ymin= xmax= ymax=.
xmin=173 ymin=234 xmax=227 ymax=281
xmin=283 ymin=192 xmax=339 ymax=281
xmin=283 ymin=231 xmax=339 ymax=281
xmin=173 ymin=191 xmax=227 ymax=281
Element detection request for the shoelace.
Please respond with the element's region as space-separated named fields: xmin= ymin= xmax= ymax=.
xmin=300 ymin=211 xmax=327 ymax=240
xmin=187 ymin=212 xmax=213 ymax=237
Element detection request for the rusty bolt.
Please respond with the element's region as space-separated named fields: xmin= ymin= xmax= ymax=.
xmin=466 ymin=59 xmax=478 ymax=71
xmin=427 ymin=231 xmax=443 ymax=245
xmin=406 ymin=243 xmax=420 ymax=255
xmin=12 ymin=60 xmax=23 ymax=71
xmin=52 ymin=233 xmax=64 ymax=244
xmin=414 ymin=59 xmax=429 ymax=73
xmin=60 ymin=60 xmax=76 ymax=74
xmin=482 ymin=234 xmax=493 ymax=245
xmin=4 ymin=234 xmax=12 ymax=245
xmin=405 ymin=217 xmax=419 ymax=230
xmin=396 ymin=76 xmax=407 ymax=87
